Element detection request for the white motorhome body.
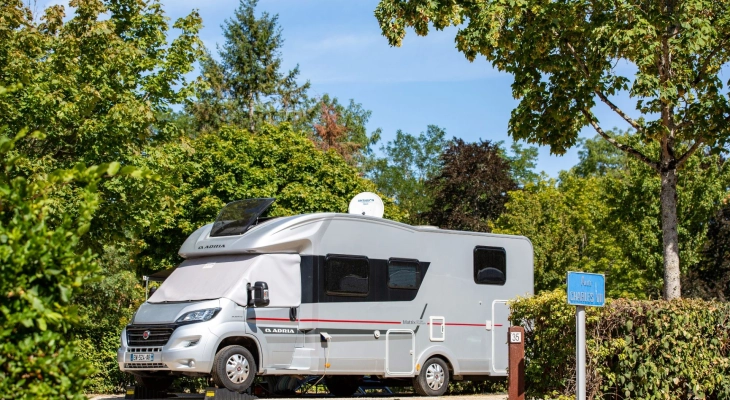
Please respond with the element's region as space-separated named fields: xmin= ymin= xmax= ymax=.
xmin=119 ymin=200 xmax=534 ymax=396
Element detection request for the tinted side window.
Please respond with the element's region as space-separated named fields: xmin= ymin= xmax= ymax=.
xmin=325 ymin=255 xmax=369 ymax=296
xmin=388 ymin=258 xmax=420 ymax=289
xmin=474 ymin=246 xmax=506 ymax=285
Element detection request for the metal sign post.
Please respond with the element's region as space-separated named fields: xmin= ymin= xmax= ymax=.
xmin=566 ymin=272 xmax=605 ymax=400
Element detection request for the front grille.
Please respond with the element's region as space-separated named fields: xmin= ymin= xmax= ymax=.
xmin=127 ymin=326 xmax=176 ymax=346
xmin=124 ymin=363 xmax=168 ymax=369
xmin=128 ymin=347 xmax=163 ymax=353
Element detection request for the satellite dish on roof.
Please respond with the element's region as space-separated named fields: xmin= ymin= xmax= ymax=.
xmin=348 ymin=192 xmax=384 ymax=218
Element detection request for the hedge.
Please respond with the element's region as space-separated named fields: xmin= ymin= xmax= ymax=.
xmin=510 ymin=290 xmax=730 ymax=399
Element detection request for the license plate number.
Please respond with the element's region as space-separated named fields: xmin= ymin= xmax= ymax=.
xmin=130 ymin=353 xmax=154 ymax=362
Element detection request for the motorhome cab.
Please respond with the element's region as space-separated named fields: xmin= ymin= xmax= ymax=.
xmin=119 ymin=194 xmax=534 ymax=396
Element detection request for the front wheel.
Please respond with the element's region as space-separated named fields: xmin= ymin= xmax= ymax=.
xmin=212 ymin=345 xmax=257 ymax=393
xmin=413 ymin=357 xmax=449 ymax=396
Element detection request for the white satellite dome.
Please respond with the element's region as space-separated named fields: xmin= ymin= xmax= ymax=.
xmin=348 ymin=192 xmax=385 ymax=218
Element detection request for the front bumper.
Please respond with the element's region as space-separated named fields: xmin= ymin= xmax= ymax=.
xmin=118 ymin=322 xmax=219 ymax=374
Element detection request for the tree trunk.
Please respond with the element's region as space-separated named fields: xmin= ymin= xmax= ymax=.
xmin=660 ymin=166 xmax=681 ymax=300
xmin=248 ymin=97 xmax=255 ymax=132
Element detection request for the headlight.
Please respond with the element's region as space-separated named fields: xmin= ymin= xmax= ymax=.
xmin=176 ymin=308 xmax=221 ymax=323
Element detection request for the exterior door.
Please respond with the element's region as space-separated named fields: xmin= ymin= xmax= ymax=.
xmin=249 ymin=307 xmax=299 ymax=368
xmin=490 ymin=300 xmax=510 ymax=374
xmin=385 ymin=329 xmax=415 ymax=376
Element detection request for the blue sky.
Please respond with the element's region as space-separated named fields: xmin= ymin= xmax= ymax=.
xmin=47 ymin=0 xmax=638 ymax=176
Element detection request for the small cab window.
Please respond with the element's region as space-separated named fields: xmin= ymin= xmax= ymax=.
xmin=388 ymin=258 xmax=420 ymax=289
xmin=325 ymin=255 xmax=369 ymax=296
xmin=474 ymin=246 xmax=506 ymax=285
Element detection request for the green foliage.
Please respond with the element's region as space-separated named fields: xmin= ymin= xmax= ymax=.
xmin=601 ymin=140 xmax=730 ymax=297
xmin=191 ymin=0 xmax=309 ymax=132
xmin=76 ymin=245 xmax=145 ymax=393
xmin=511 ymin=291 xmax=730 ymax=399
xmin=0 ymin=131 xmax=120 ymax=399
xmin=0 ymin=0 xmax=204 ymax=168
xmin=132 ymin=123 xmax=405 ymax=272
xmin=0 ymin=0 xmax=203 ymax=253
xmin=502 ymin=141 xmax=540 ymax=187
xmin=496 ymin=134 xmax=730 ymax=298
xmin=574 ymin=135 xmax=628 ymax=178
xmin=685 ymin=201 xmax=730 ymax=300
xmin=366 ymin=125 xmax=447 ymax=224
xmin=494 ymin=174 xmax=642 ymax=297
xmin=375 ymin=0 xmax=730 ymax=155
xmin=375 ymin=0 xmax=730 ymax=299
xmin=188 ymin=0 xmax=379 ymax=169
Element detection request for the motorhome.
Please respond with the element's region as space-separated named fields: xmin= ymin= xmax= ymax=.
xmin=118 ymin=195 xmax=534 ymax=396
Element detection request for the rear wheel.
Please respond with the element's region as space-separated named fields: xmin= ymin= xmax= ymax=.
xmin=413 ymin=357 xmax=449 ymax=396
xmin=326 ymin=375 xmax=361 ymax=397
xmin=265 ymin=376 xmax=303 ymax=396
xmin=212 ymin=345 xmax=257 ymax=393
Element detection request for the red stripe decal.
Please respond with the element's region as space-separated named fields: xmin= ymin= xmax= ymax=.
xmin=248 ymin=318 xmax=504 ymax=327
xmin=300 ymin=318 xmax=401 ymax=325
xmin=248 ymin=317 xmax=292 ymax=322
xmin=426 ymin=322 xmax=505 ymax=327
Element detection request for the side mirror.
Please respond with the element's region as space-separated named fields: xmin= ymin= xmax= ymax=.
xmin=248 ymin=281 xmax=270 ymax=307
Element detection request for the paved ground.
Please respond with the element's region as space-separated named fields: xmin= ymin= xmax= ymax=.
xmin=89 ymin=394 xmax=508 ymax=400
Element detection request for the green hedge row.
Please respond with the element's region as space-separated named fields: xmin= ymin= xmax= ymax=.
xmin=510 ymin=290 xmax=730 ymax=399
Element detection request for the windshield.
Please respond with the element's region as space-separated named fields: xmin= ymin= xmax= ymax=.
xmin=210 ymin=198 xmax=275 ymax=237
xmin=147 ymin=254 xmax=301 ymax=307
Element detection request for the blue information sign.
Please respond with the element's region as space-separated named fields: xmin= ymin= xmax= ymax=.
xmin=567 ymin=272 xmax=605 ymax=307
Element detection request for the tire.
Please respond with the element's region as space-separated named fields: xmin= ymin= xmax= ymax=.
xmin=265 ymin=376 xmax=301 ymax=396
xmin=326 ymin=375 xmax=361 ymax=397
xmin=134 ymin=375 xmax=174 ymax=391
xmin=413 ymin=357 xmax=449 ymax=396
xmin=212 ymin=345 xmax=257 ymax=393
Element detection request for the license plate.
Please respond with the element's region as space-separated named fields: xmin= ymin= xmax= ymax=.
xmin=130 ymin=353 xmax=154 ymax=362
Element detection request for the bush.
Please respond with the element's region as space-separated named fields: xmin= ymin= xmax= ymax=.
xmin=0 ymin=132 xmax=117 ymax=399
xmin=510 ymin=290 xmax=730 ymax=399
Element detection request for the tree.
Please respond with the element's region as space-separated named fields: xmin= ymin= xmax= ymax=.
xmin=215 ymin=0 xmax=309 ymax=132
xmin=0 ymin=0 xmax=203 ymax=169
xmin=502 ymin=141 xmax=540 ymax=187
xmin=574 ymin=134 xmax=628 ymax=178
xmin=425 ymin=139 xmax=517 ymax=232
xmin=0 ymin=0 xmax=203 ymax=252
xmin=309 ymin=94 xmax=382 ymax=169
xmin=493 ymin=174 xmax=644 ymax=297
xmin=0 ymin=1 xmax=203 ymax=391
xmin=132 ymin=123 xmax=405 ymax=272
xmin=685 ymin=200 xmax=730 ymax=301
xmin=375 ymin=0 xmax=730 ymax=299
xmin=0 ymin=130 xmax=124 ymax=399
xmin=496 ymin=133 xmax=730 ymax=298
xmin=186 ymin=50 xmax=231 ymax=135
xmin=600 ymin=140 xmax=730 ymax=298
xmin=366 ymin=125 xmax=447 ymax=224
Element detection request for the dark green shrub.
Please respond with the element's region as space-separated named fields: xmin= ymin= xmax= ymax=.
xmin=511 ymin=290 xmax=730 ymax=399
